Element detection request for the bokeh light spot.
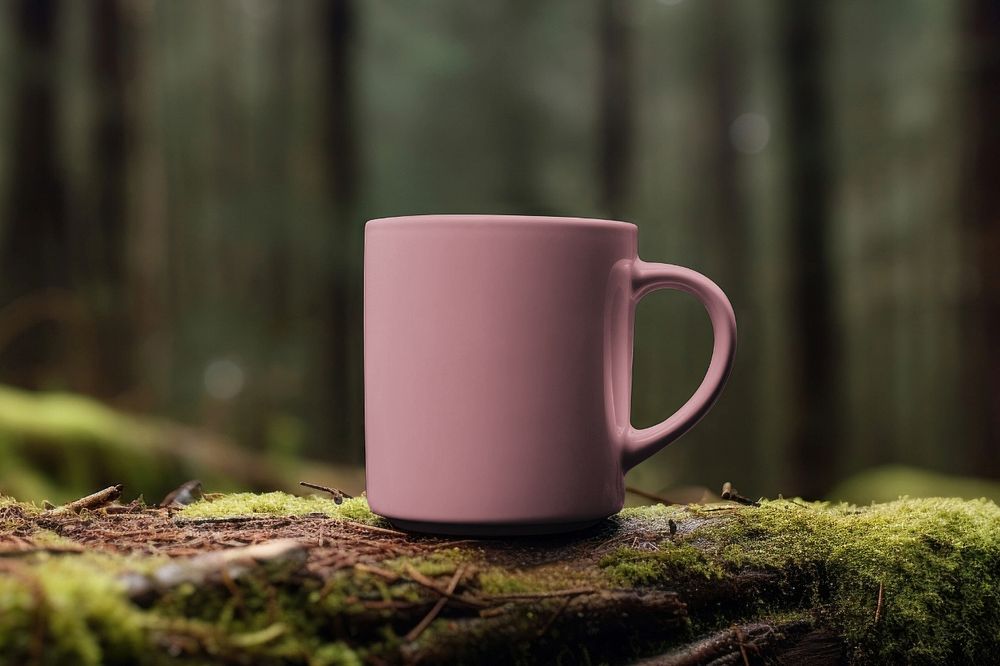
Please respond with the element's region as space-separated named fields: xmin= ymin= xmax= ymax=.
xmin=204 ymin=358 xmax=245 ymax=401
xmin=729 ymin=113 xmax=771 ymax=154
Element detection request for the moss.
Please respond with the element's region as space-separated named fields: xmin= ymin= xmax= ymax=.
xmin=384 ymin=548 xmax=472 ymax=577
xmin=0 ymin=556 xmax=147 ymax=665
xmin=616 ymin=503 xmax=689 ymax=521
xmin=144 ymin=563 xmax=383 ymax=664
xmin=476 ymin=569 xmax=538 ymax=595
xmin=662 ymin=497 xmax=1000 ymax=663
xmin=476 ymin=563 xmax=596 ymax=596
xmin=2 ymin=491 xmax=997 ymax=664
xmin=0 ymin=494 xmax=40 ymax=514
xmin=600 ymin=542 xmax=725 ymax=586
xmin=176 ymin=492 xmax=387 ymax=526
xmin=311 ymin=642 xmax=363 ymax=666
xmin=330 ymin=497 xmax=385 ymax=526
xmin=27 ymin=529 xmax=80 ymax=549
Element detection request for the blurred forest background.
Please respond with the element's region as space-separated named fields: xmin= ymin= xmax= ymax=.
xmin=0 ymin=0 xmax=998 ymax=505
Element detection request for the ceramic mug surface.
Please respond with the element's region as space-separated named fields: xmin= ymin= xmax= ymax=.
xmin=364 ymin=215 xmax=736 ymax=535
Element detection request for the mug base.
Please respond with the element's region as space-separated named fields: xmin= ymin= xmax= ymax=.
xmin=386 ymin=516 xmax=605 ymax=537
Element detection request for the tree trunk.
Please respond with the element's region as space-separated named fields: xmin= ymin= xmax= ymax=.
xmin=119 ymin=0 xmax=172 ymax=409
xmin=87 ymin=0 xmax=135 ymax=396
xmin=0 ymin=0 xmax=71 ymax=389
xmin=702 ymin=0 xmax=756 ymax=478
xmin=781 ymin=0 xmax=839 ymax=499
xmin=962 ymin=0 xmax=1000 ymax=477
xmin=598 ymin=0 xmax=633 ymax=221
xmin=323 ymin=0 xmax=364 ymax=464
xmin=0 ymin=488 xmax=996 ymax=664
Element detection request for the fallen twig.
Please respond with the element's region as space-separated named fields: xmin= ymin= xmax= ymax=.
xmin=405 ymin=563 xmax=466 ymax=642
xmin=721 ymin=482 xmax=761 ymax=507
xmin=874 ymin=580 xmax=884 ymax=624
xmin=353 ymin=562 xmax=400 ymax=582
xmin=340 ymin=521 xmax=409 ymax=537
xmin=299 ymin=481 xmax=352 ymax=504
xmin=49 ymin=484 xmax=123 ymax=514
xmin=536 ymin=594 xmax=574 ymax=637
xmin=403 ymin=564 xmax=489 ymax=608
xmin=123 ymin=539 xmax=307 ymax=599
xmin=639 ymin=621 xmax=792 ymax=665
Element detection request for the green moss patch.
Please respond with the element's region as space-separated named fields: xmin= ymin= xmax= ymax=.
xmin=383 ymin=548 xmax=472 ymax=578
xmin=177 ymin=492 xmax=386 ymax=526
xmin=600 ymin=542 xmax=725 ymax=586
xmin=611 ymin=498 xmax=1000 ymax=663
xmin=0 ymin=556 xmax=146 ymax=665
xmin=476 ymin=563 xmax=595 ymax=596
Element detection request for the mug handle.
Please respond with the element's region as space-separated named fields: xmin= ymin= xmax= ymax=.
xmin=621 ymin=260 xmax=737 ymax=471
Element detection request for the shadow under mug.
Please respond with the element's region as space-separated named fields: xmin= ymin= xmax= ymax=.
xmin=364 ymin=215 xmax=736 ymax=535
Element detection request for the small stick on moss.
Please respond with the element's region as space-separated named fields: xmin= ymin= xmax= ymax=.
xmin=537 ymin=594 xmax=575 ymax=637
xmin=874 ymin=580 xmax=884 ymax=625
xmin=625 ymin=485 xmax=677 ymax=505
xmin=405 ymin=563 xmax=467 ymax=642
xmin=124 ymin=539 xmax=307 ymax=599
xmin=299 ymin=481 xmax=352 ymax=504
xmin=403 ymin=564 xmax=489 ymax=608
xmin=721 ymin=482 xmax=760 ymax=507
xmin=50 ymin=484 xmax=123 ymax=514
xmin=340 ymin=521 xmax=408 ymax=537
xmin=353 ymin=562 xmax=400 ymax=582
xmin=478 ymin=604 xmax=512 ymax=618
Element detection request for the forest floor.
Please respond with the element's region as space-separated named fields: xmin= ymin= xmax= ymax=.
xmin=0 ymin=483 xmax=998 ymax=665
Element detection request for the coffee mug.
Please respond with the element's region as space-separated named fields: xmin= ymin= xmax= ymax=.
xmin=364 ymin=215 xmax=736 ymax=535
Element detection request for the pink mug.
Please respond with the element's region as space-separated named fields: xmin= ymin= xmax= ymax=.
xmin=364 ymin=215 xmax=736 ymax=535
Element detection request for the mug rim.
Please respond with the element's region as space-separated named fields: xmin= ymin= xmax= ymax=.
xmin=367 ymin=214 xmax=637 ymax=231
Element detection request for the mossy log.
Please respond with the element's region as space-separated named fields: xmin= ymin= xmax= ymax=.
xmin=0 ymin=384 xmax=364 ymax=502
xmin=0 ymin=490 xmax=998 ymax=665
